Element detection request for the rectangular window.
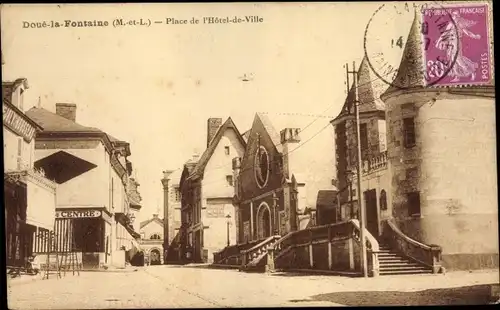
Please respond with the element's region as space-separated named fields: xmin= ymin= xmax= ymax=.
xmin=226 ymin=175 xmax=233 ymax=186
xmin=174 ymin=187 xmax=181 ymax=202
xmin=360 ymin=123 xmax=368 ymax=151
xmin=225 ymin=146 xmax=230 ymax=155
xmin=403 ymin=117 xmax=416 ymax=148
xmin=407 ymin=191 xmax=421 ymax=217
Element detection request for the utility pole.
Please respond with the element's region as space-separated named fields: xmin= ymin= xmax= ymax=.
xmin=346 ymin=62 xmax=368 ymax=278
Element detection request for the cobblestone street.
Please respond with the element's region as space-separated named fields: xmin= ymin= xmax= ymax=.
xmin=7 ymin=266 xmax=499 ymax=309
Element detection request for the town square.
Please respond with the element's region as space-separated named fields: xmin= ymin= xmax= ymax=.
xmin=2 ymin=2 xmax=499 ymax=308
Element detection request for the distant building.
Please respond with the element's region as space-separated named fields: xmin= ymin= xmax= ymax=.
xmin=161 ymin=169 xmax=183 ymax=263
xmin=139 ymin=214 xmax=165 ymax=265
xmin=179 ymin=117 xmax=246 ymax=263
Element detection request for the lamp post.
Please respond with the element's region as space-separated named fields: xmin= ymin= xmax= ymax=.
xmin=226 ymin=214 xmax=231 ymax=247
xmin=346 ymin=170 xmax=354 ymax=219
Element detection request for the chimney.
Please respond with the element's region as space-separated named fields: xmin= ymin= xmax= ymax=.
xmin=56 ymin=103 xmax=77 ymax=122
xmin=192 ymin=154 xmax=200 ymax=162
xmin=207 ymin=118 xmax=222 ymax=147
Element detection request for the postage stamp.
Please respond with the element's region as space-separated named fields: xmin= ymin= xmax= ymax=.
xmin=422 ymin=3 xmax=492 ymax=87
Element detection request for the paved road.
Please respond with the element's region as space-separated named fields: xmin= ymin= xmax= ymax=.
xmin=7 ymin=265 xmax=499 ymax=309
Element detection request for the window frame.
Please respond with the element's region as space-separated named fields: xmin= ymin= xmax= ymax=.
xmin=407 ymin=191 xmax=421 ymax=217
xmin=403 ymin=117 xmax=416 ymax=148
xmin=359 ymin=122 xmax=369 ymax=151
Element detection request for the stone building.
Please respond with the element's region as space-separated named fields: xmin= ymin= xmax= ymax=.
xmin=139 ymin=214 xmax=165 ymax=265
xmin=179 ymin=117 xmax=246 ymax=263
xmin=161 ymin=169 xmax=183 ymax=263
xmin=330 ymin=13 xmax=497 ymax=271
xmin=233 ymin=113 xmax=336 ymax=244
xmin=25 ymin=103 xmax=141 ymax=269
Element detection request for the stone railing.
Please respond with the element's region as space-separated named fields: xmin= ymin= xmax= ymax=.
xmin=241 ymin=235 xmax=281 ymax=268
xmin=213 ymin=239 xmax=261 ymax=265
xmin=273 ymin=220 xmax=380 ymax=276
xmin=362 ymin=151 xmax=388 ymax=175
xmin=384 ymin=219 xmax=443 ymax=273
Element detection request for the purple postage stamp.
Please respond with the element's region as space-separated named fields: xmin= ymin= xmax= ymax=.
xmin=422 ymin=3 xmax=491 ymax=87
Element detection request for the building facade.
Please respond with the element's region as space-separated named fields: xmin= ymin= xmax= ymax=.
xmin=25 ymin=103 xmax=141 ymax=269
xmin=233 ymin=113 xmax=336 ymax=244
xmin=179 ymin=117 xmax=246 ymax=263
xmin=139 ymin=214 xmax=165 ymax=265
xmin=330 ymin=15 xmax=498 ymax=270
xmin=3 ymin=77 xmax=57 ymax=270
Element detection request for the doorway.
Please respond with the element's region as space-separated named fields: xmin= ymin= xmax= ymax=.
xmin=364 ymin=189 xmax=379 ymax=238
xmin=257 ymin=203 xmax=272 ymax=239
xmin=150 ymin=249 xmax=161 ymax=265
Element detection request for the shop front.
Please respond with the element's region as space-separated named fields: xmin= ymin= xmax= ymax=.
xmin=52 ymin=208 xmax=112 ymax=269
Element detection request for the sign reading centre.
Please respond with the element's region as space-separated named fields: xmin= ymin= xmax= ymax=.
xmin=56 ymin=210 xmax=102 ymax=219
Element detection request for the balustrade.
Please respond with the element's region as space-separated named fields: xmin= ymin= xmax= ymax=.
xmin=384 ymin=220 xmax=442 ymax=273
xmin=362 ymin=151 xmax=388 ymax=175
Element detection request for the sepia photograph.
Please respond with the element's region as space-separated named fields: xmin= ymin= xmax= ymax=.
xmin=2 ymin=1 xmax=498 ymax=308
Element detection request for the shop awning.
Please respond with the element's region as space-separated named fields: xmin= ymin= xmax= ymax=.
xmin=6 ymin=169 xmax=57 ymax=230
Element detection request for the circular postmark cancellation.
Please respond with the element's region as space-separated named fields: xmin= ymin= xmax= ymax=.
xmin=363 ymin=2 xmax=492 ymax=90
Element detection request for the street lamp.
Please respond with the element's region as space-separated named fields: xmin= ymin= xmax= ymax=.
xmin=226 ymin=214 xmax=231 ymax=247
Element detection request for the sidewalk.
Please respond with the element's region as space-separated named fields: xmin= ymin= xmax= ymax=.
xmin=6 ymin=266 xmax=141 ymax=286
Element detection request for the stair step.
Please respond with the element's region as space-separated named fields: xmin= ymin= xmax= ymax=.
xmin=379 ymin=257 xmax=411 ymax=262
xmin=380 ymin=269 xmax=433 ymax=275
xmin=379 ymin=262 xmax=420 ymax=267
xmin=380 ymin=266 xmax=430 ymax=271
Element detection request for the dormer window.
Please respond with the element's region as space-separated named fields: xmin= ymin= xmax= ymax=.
xmin=19 ymin=88 xmax=24 ymax=111
xmin=225 ymin=146 xmax=230 ymax=155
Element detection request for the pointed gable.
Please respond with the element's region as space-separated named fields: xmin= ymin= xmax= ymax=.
xmin=188 ymin=117 xmax=246 ymax=180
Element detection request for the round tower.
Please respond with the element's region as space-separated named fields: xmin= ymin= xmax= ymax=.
xmin=380 ymin=9 xmax=497 ymax=270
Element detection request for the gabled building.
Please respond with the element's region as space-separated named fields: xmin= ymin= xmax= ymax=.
xmin=3 ymin=77 xmax=57 ymax=270
xmin=179 ymin=117 xmax=246 ymax=263
xmin=233 ymin=113 xmax=336 ymax=243
xmin=26 ymin=103 xmax=141 ymax=269
xmin=139 ymin=214 xmax=165 ymax=265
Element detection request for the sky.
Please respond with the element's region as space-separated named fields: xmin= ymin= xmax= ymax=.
xmin=1 ymin=2 xmax=413 ymax=222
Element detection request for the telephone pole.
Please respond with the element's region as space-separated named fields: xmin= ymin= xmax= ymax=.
xmin=346 ymin=62 xmax=368 ymax=278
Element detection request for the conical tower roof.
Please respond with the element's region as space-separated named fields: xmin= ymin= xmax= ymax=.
xmin=332 ymin=56 xmax=387 ymax=124
xmin=382 ymin=11 xmax=425 ymax=99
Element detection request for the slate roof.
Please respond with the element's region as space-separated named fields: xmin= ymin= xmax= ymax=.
xmin=26 ymin=107 xmax=103 ymax=133
xmin=188 ymin=117 xmax=246 ymax=180
xmin=332 ymin=56 xmax=387 ymax=124
xmin=381 ymin=11 xmax=425 ymax=99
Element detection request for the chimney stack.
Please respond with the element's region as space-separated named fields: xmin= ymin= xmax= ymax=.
xmin=207 ymin=118 xmax=222 ymax=147
xmin=56 ymin=103 xmax=77 ymax=122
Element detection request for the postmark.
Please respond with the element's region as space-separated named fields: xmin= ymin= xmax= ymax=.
xmin=422 ymin=3 xmax=492 ymax=87
xmin=363 ymin=2 xmax=466 ymax=89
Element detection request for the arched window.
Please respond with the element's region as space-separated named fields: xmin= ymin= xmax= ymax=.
xmin=150 ymin=233 xmax=161 ymax=240
xmin=380 ymin=190 xmax=388 ymax=211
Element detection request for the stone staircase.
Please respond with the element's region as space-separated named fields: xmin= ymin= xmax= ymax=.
xmin=378 ymin=244 xmax=433 ymax=275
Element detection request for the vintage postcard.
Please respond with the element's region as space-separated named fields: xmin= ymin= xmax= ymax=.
xmin=2 ymin=1 xmax=498 ymax=308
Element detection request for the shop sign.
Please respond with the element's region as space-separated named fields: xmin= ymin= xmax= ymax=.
xmin=56 ymin=210 xmax=102 ymax=219
xmin=3 ymin=104 xmax=37 ymax=141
